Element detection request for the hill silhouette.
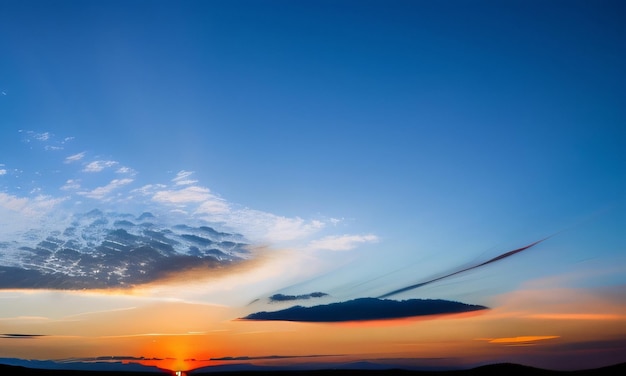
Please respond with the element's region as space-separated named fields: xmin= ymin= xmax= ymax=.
xmin=1 ymin=362 xmax=625 ymax=376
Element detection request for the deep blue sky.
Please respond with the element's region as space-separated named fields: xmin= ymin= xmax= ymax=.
xmin=1 ymin=0 xmax=625 ymax=298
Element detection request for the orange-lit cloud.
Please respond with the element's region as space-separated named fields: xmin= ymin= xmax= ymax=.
xmin=526 ymin=314 xmax=626 ymax=320
xmin=477 ymin=335 xmax=560 ymax=344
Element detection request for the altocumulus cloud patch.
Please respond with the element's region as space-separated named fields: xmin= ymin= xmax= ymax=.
xmin=0 ymin=209 xmax=249 ymax=289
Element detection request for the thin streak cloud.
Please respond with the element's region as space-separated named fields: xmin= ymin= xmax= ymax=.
xmin=172 ymin=170 xmax=197 ymax=186
xmin=378 ymin=237 xmax=551 ymax=298
xmin=307 ymin=234 xmax=379 ymax=251
xmin=77 ymin=178 xmax=134 ymax=200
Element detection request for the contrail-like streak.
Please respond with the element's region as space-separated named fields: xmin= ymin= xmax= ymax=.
xmin=377 ymin=237 xmax=551 ymax=299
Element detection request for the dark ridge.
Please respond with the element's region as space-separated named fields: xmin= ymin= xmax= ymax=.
xmin=0 ymin=364 xmax=166 ymax=375
xmin=0 ymin=362 xmax=625 ymax=376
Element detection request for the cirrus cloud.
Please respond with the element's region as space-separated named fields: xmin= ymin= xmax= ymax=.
xmin=64 ymin=152 xmax=86 ymax=164
xmin=307 ymin=234 xmax=379 ymax=251
xmin=172 ymin=170 xmax=197 ymax=186
xmin=77 ymin=178 xmax=134 ymax=200
xmin=83 ymin=160 xmax=119 ymax=172
xmin=152 ymin=186 xmax=213 ymax=204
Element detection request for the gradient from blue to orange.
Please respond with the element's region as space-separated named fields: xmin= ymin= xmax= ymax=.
xmin=0 ymin=0 xmax=625 ymax=372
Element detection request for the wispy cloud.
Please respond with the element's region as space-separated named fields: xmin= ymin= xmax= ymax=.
xmin=226 ymin=209 xmax=326 ymax=243
xmin=195 ymin=197 xmax=230 ymax=214
xmin=0 ymin=193 xmax=67 ymax=237
xmin=60 ymin=179 xmax=81 ymax=191
xmin=153 ymin=185 xmax=213 ymax=204
xmin=21 ymin=131 xmax=69 ymax=151
xmin=77 ymin=178 xmax=134 ymax=200
xmin=476 ymin=336 xmax=560 ymax=345
xmin=211 ymin=354 xmax=338 ymax=361
xmin=33 ymin=132 xmax=51 ymax=141
xmin=377 ymin=237 xmax=551 ymax=299
xmin=307 ymin=234 xmax=379 ymax=251
xmin=0 ymin=193 xmax=66 ymax=217
xmin=83 ymin=160 xmax=119 ymax=172
xmin=65 ymin=152 xmax=86 ymax=164
xmin=172 ymin=170 xmax=197 ymax=186
xmin=525 ymin=313 xmax=626 ymax=320
xmin=131 ymin=184 xmax=166 ymax=196
xmin=0 ymin=169 xmax=6 ymax=176
xmin=116 ymin=166 xmax=136 ymax=175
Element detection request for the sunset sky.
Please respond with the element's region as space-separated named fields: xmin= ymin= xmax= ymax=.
xmin=1 ymin=0 xmax=625 ymax=372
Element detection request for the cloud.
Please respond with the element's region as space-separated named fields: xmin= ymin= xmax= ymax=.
xmin=0 ymin=169 xmax=6 ymax=176
xmin=242 ymin=298 xmax=487 ymax=322
xmin=77 ymin=178 xmax=133 ymax=200
xmin=172 ymin=170 xmax=197 ymax=186
xmin=64 ymin=152 xmax=86 ymax=163
xmin=131 ymin=184 xmax=166 ymax=196
xmin=307 ymin=234 xmax=379 ymax=251
xmin=0 ymin=333 xmax=46 ymax=339
xmin=83 ymin=160 xmax=119 ymax=172
xmin=116 ymin=166 xmax=135 ymax=175
xmin=0 ymin=210 xmax=249 ymax=289
xmin=229 ymin=209 xmax=325 ymax=243
xmin=33 ymin=132 xmax=51 ymax=141
xmin=211 ymin=354 xmax=336 ymax=361
xmin=377 ymin=237 xmax=551 ymax=298
xmin=477 ymin=336 xmax=560 ymax=345
xmin=153 ymin=185 xmax=212 ymax=204
xmin=195 ymin=198 xmax=230 ymax=215
xmin=60 ymin=179 xmax=81 ymax=191
xmin=138 ymin=171 xmax=356 ymax=246
xmin=0 ymin=193 xmax=65 ymax=218
xmin=526 ymin=313 xmax=626 ymax=320
xmin=21 ymin=131 xmax=69 ymax=151
xmin=269 ymin=292 xmax=328 ymax=303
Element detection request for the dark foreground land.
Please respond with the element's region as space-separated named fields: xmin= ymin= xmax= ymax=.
xmin=1 ymin=363 xmax=625 ymax=376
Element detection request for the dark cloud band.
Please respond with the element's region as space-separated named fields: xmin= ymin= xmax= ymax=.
xmin=0 ymin=334 xmax=46 ymax=339
xmin=242 ymin=297 xmax=486 ymax=322
xmin=269 ymin=292 xmax=328 ymax=302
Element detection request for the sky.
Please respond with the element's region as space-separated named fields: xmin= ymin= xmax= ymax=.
xmin=0 ymin=0 xmax=625 ymax=372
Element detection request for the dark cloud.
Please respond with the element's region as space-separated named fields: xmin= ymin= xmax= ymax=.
xmin=211 ymin=354 xmax=338 ymax=361
xmin=241 ymin=297 xmax=487 ymax=322
xmin=269 ymin=292 xmax=328 ymax=302
xmin=378 ymin=237 xmax=550 ymax=298
xmin=0 ymin=334 xmax=46 ymax=339
xmin=63 ymin=356 xmax=164 ymax=362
